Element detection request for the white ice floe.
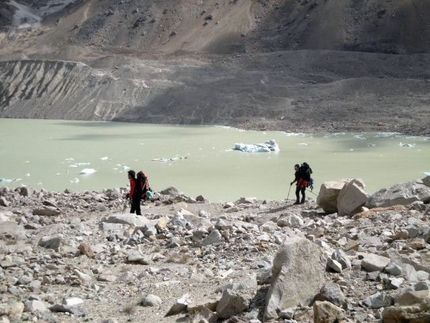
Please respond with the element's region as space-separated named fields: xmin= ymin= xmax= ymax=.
xmin=70 ymin=178 xmax=80 ymax=183
xmin=79 ymin=168 xmax=97 ymax=175
xmin=354 ymin=135 xmax=367 ymax=140
xmin=0 ymin=178 xmax=12 ymax=183
xmin=425 ymin=172 xmax=430 ymax=176
xmin=234 ymin=139 xmax=280 ymax=153
xmin=399 ymin=142 xmax=415 ymax=148
xmin=101 ymin=157 xmax=109 ymax=161
xmin=70 ymin=162 xmax=90 ymax=168
xmin=25 ymin=173 xmax=30 ymax=177
xmin=152 ymin=156 xmax=188 ymax=162
xmin=298 ymin=143 xmax=308 ymax=146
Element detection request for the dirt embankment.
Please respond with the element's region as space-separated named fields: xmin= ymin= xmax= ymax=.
xmin=0 ymin=0 xmax=430 ymax=135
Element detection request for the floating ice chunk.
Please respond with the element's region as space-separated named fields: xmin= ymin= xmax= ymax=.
xmin=65 ymin=158 xmax=75 ymax=161
xmin=299 ymin=143 xmax=308 ymax=146
xmin=69 ymin=164 xmax=78 ymax=168
xmin=234 ymin=139 xmax=280 ymax=153
xmin=368 ymin=143 xmax=376 ymax=147
xmin=101 ymin=157 xmax=109 ymax=161
xmin=152 ymin=156 xmax=188 ymax=162
xmin=425 ymin=172 xmax=430 ymax=176
xmin=399 ymin=142 xmax=415 ymax=148
xmin=0 ymin=178 xmax=12 ymax=183
xmin=70 ymin=178 xmax=80 ymax=183
xmin=375 ymin=132 xmax=399 ymax=138
xmin=25 ymin=173 xmax=30 ymax=177
xmin=79 ymin=168 xmax=97 ymax=175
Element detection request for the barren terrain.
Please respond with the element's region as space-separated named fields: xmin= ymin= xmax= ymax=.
xmin=0 ymin=0 xmax=429 ymax=135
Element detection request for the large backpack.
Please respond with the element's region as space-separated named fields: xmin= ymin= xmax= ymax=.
xmin=300 ymin=162 xmax=314 ymax=190
xmin=136 ymin=171 xmax=150 ymax=191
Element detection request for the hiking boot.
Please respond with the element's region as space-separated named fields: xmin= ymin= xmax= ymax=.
xmin=300 ymin=199 xmax=305 ymax=204
xmin=293 ymin=201 xmax=300 ymax=205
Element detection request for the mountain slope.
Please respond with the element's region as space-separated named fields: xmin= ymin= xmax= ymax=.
xmin=0 ymin=0 xmax=430 ymax=135
xmin=1 ymin=0 xmax=430 ymax=57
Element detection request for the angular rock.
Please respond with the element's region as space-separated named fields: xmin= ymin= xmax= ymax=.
xmin=264 ymin=236 xmax=326 ymax=321
xmin=199 ymin=229 xmax=223 ymax=246
xmin=24 ymin=300 xmax=47 ymax=312
xmin=361 ymin=254 xmax=391 ymax=272
xmin=313 ymin=301 xmax=344 ymax=323
xmin=314 ymin=283 xmax=346 ymax=307
xmin=317 ymin=180 xmax=347 ymax=213
xmin=141 ymin=294 xmax=162 ymax=307
xmin=326 ymin=258 xmax=342 ymax=273
xmin=78 ymin=242 xmax=95 ymax=258
xmin=337 ymin=179 xmax=369 ymax=216
xmin=362 ymin=292 xmax=393 ymax=309
xmin=367 ymin=178 xmax=430 ymax=208
xmin=38 ymin=234 xmax=62 ymax=251
xmin=382 ymin=290 xmax=430 ymax=322
xmin=104 ymin=214 xmax=149 ymax=226
xmin=165 ymin=293 xmax=191 ymax=317
xmin=216 ymin=289 xmax=249 ymax=319
xmin=32 ymin=207 xmax=61 ymax=216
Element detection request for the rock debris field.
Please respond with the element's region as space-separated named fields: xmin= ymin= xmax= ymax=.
xmin=1 ymin=176 xmax=430 ymax=323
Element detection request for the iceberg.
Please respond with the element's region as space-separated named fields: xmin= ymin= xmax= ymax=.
xmin=399 ymin=142 xmax=415 ymax=148
xmin=79 ymin=168 xmax=97 ymax=175
xmin=234 ymin=139 xmax=280 ymax=153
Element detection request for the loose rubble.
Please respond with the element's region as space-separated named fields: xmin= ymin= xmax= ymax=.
xmin=1 ymin=176 xmax=430 ymax=322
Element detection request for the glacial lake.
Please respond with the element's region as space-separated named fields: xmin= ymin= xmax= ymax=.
xmin=0 ymin=118 xmax=429 ymax=202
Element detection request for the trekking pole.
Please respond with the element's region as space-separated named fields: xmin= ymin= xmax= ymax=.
xmin=122 ymin=197 xmax=129 ymax=212
xmin=286 ymin=184 xmax=292 ymax=201
xmin=309 ymin=190 xmax=318 ymax=196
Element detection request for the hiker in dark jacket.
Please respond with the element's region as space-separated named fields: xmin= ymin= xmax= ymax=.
xmin=127 ymin=170 xmax=142 ymax=215
xmin=290 ymin=163 xmax=309 ymax=204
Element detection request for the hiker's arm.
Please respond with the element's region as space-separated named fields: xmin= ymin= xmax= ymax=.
xmin=290 ymin=172 xmax=298 ymax=185
xmin=128 ymin=180 xmax=135 ymax=198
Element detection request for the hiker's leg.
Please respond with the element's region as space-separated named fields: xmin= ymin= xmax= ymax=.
xmin=130 ymin=197 xmax=138 ymax=214
xmin=295 ymin=186 xmax=300 ymax=204
xmin=300 ymin=187 xmax=306 ymax=203
xmin=136 ymin=198 xmax=142 ymax=215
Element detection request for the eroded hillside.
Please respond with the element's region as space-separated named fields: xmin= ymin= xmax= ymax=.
xmin=0 ymin=0 xmax=430 ymax=135
xmin=2 ymin=0 xmax=430 ymax=56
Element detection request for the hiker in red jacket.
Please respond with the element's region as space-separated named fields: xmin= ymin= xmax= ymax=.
xmin=290 ymin=163 xmax=310 ymax=204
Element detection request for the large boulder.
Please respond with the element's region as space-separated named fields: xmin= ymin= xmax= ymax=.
xmin=264 ymin=236 xmax=326 ymax=321
xmin=317 ymin=181 xmax=346 ymax=214
xmin=317 ymin=179 xmax=365 ymax=214
xmin=367 ymin=177 xmax=430 ymax=208
xmin=337 ymin=179 xmax=369 ymax=216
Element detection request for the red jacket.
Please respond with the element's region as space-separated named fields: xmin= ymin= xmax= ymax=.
xmin=128 ymin=178 xmax=135 ymax=198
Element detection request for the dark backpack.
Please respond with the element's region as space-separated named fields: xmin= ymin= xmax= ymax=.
xmin=300 ymin=162 xmax=314 ymax=189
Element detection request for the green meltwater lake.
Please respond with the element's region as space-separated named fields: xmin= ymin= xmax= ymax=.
xmin=0 ymin=118 xmax=429 ymax=202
